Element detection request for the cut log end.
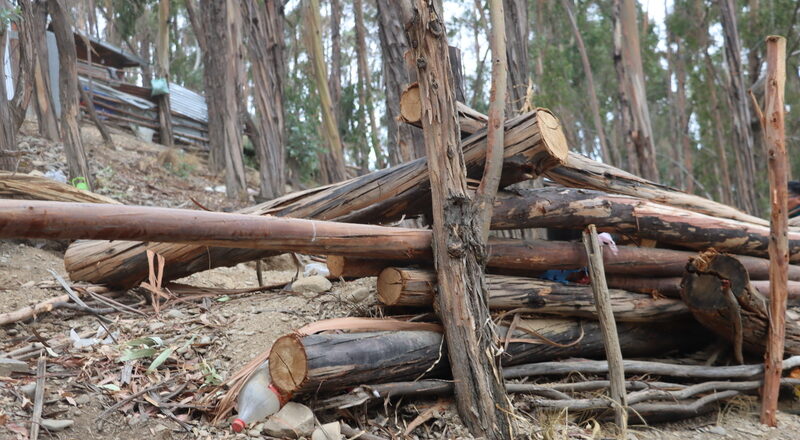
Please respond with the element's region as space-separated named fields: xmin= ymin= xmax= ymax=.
xmin=377 ymin=267 xmax=405 ymax=306
xmin=399 ymin=83 xmax=421 ymax=124
xmin=269 ymin=334 xmax=309 ymax=395
xmin=535 ymin=108 xmax=570 ymax=167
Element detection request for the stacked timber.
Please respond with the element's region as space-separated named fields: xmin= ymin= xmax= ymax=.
xmin=5 ymin=102 xmax=800 ymax=424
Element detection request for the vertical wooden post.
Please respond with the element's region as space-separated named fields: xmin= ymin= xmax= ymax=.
xmin=583 ymin=225 xmax=628 ymax=436
xmin=760 ymin=35 xmax=788 ymax=428
xmin=401 ymin=1 xmax=512 ymax=438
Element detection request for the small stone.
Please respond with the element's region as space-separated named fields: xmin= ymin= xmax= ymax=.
xmin=0 ymin=358 xmax=30 ymax=376
xmin=165 ymin=309 xmax=186 ymax=319
xmin=40 ymin=419 xmax=74 ymax=431
xmin=74 ymin=393 xmax=92 ymax=405
xmin=247 ymin=429 xmax=261 ymax=437
xmin=707 ymin=426 xmax=727 ymax=436
xmin=198 ymin=335 xmax=212 ymax=345
xmin=341 ymin=287 xmax=370 ymax=304
xmin=6 ymin=328 xmax=18 ymax=336
xmin=312 ymin=422 xmax=342 ymax=440
xmin=263 ymin=402 xmax=316 ymax=439
xmin=20 ymin=382 xmax=36 ymax=400
xmin=291 ymin=276 xmax=332 ymax=295
xmin=148 ymin=322 xmax=165 ymax=332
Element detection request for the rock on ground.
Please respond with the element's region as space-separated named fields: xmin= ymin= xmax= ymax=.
xmin=262 ymin=402 xmax=316 ymax=439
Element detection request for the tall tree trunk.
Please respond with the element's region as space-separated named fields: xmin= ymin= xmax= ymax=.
xmin=328 ymin=0 xmax=342 ymax=126
xmin=561 ymin=0 xmax=613 ymax=165
xmin=304 ymin=0 xmax=346 ymax=183
xmin=31 ymin=0 xmax=60 ymax=141
xmin=243 ymin=0 xmax=286 ymax=201
xmin=376 ymin=0 xmax=424 ymax=165
xmin=353 ymin=0 xmax=385 ymax=169
xmin=0 ymin=25 xmax=15 ymax=170
xmin=719 ymin=0 xmax=759 ymax=214
xmin=48 ymin=0 xmax=93 ymax=189
xmin=401 ymin=1 xmax=513 ymax=437
xmin=503 ymin=0 xmax=528 ymax=115
xmin=200 ymin=0 xmax=247 ymax=200
xmin=612 ymin=0 xmax=659 ymax=181
xmin=469 ymin=0 xmax=487 ymax=110
xmin=704 ymin=54 xmax=734 ymax=206
xmin=674 ymin=42 xmax=693 ymax=194
xmin=156 ymin=0 xmax=173 ymax=147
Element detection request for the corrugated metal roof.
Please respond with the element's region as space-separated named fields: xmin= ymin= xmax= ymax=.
xmin=169 ymin=83 xmax=208 ymax=124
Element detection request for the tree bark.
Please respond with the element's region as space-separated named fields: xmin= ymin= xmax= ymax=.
xmin=760 ymin=35 xmax=788 ymax=427
xmin=0 ymin=199 xmax=433 ymax=259
xmin=31 ymin=0 xmax=59 ymax=141
xmin=155 ymin=0 xmax=173 ymax=148
xmin=331 ymin=238 xmax=800 ymax=281
xmin=718 ymin=0 xmax=759 ymax=215
xmin=269 ymin=318 xmax=706 ymax=396
xmin=64 ymin=109 xmax=568 ymax=287
xmin=48 ymin=0 xmax=93 ymax=190
xmin=682 ymin=251 xmax=800 ymax=358
xmin=703 ymin=53 xmax=734 ymax=206
xmin=377 ymin=267 xmax=689 ymax=321
xmin=561 ymin=0 xmax=613 ymax=165
xmin=353 ymin=0 xmax=384 ymax=169
xmin=673 ymin=42 xmax=693 ymax=194
xmin=0 ymin=18 xmax=17 ymax=170
xmin=376 ymin=0 xmax=424 ymax=165
xmin=411 ymin=101 xmax=768 ymax=228
xmin=305 ymin=0 xmax=346 ymax=183
xmin=491 ymin=187 xmax=800 ymax=261
xmin=200 ymin=0 xmax=247 ymax=200
xmin=402 ymin=1 xmax=512 ymax=436
xmin=328 ymin=0 xmax=342 ymax=126
xmin=612 ymin=0 xmax=658 ymax=181
xmin=503 ymin=0 xmax=528 ymax=115
xmin=243 ymin=0 xmax=286 ymax=200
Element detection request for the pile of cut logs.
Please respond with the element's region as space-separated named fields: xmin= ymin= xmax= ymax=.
xmin=2 ymin=101 xmax=800 ymax=424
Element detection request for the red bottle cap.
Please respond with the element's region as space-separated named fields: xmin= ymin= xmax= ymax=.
xmin=231 ymin=418 xmax=246 ymax=433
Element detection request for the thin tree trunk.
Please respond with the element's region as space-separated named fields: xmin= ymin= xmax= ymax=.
xmin=376 ymin=0 xmax=424 ymax=164
xmin=353 ymin=0 xmax=384 ymax=169
xmin=31 ymin=0 xmax=59 ymax=141
xmin=704 ymin=54 xmax=734 ymax=206
xmin=0 ymin=24 xmax=15 ymax=170
xmin=674 ymin=42 xmax=693 ymax=193
xmin=305 ymin=0 xmax=346 ymax=183
xmin=401 ymin=1 xmax=513 ymax=437
xmin=156 ymin=0 xmax=173 ymax=147
xmin=561 ymin=0 xmax=612 ymax=165
xmin=243 ymin=0 xmax=285 ymax=200
xmin=719 ymin=0 xmax=759 ymax=215
xmin=612 ymin=0 xmax=659 ymax=181
xmin=503 ymin=0 xmax=528 ymax=115
xmin=328 ymin=0 xmax=342 ymax=124
xmin=760 ymin=35 xmax=788 ymax=428
xmin=48 ymin=0 xmax=93 ymax=189
xmin=200 ymin=0 xmax=247 ymax=200
xmin=469 ymin=0 xmax=487 ymax=110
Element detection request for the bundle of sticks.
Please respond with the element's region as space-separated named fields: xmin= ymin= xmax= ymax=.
xmin=2 ymin=101 xmax=799 ymax=424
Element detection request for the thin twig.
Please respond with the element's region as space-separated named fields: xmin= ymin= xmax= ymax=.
xmin=96 ymin=378 xmax=178 ymax=426
xmin=30 ymin=356 xmax=46 ymax=440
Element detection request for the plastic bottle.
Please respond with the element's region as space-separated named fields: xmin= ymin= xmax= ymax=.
xmin=231 ymin=361 xmax=287 ymax=433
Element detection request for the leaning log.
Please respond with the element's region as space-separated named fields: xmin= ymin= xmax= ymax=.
xmin=491 ymin=188 xmax=800 ymax=261
xmin=329 ymin=239 xmax=800 ymax=281
xmin=0 ymin=200 xmax=432 ymax=259
xmin=403 ymin=99 xmax=770 ymax=228
xmin=681 ymin=251 xmax=800 ymax=356
xmin=66 ymin=108 xmax=568 ymax=288
xmin=268 ymin=318 xmax=706 ymax=395
xmin=377 ymin=267 xmax=688 ymax=321
xmin=0 ymin=171 xmax=120 ymax=204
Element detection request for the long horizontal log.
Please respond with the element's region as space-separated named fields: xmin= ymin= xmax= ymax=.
xmin=681 ymin=252 xmax=800 ymax=356
xmin=65 ymin=109 xmax=568 ymax=288
xmin=403 ymin=99 xmax=769 ymax=228
xmin=329 ymin=239 xmax=800 ymax=281
xmin=605 ymin=274 xmax=800 ymax=301
xmin=268 ymin=317 xmax=706 ymax=395
xmin=491 ymin=187 xmax=800 ymax=261
xmin=377 ymin=267 xmax=688 ymax=321
xmin=0 ymin=200 xmax=432 ymax=259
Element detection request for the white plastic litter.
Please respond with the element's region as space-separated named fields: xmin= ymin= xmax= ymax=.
xmin=44 ymin=169 xmax=67 ymax=183
xmin=597 ymin=232 xmax=619 ymax=255
xmin=303 ymin=262 xmax=330 ymax=278
xmin=70 ymin=326 xmax=117 ymax=348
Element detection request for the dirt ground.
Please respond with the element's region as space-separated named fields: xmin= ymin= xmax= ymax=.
xmin=3 ymin=121 xmax=800 ymax=439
